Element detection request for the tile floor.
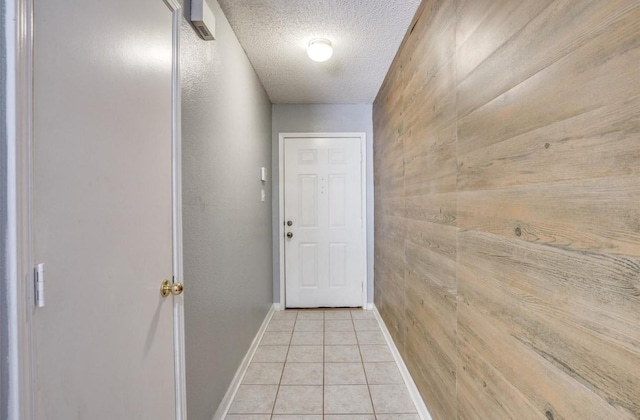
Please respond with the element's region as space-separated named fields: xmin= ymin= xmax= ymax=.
xmin=225 ymin=309 xmax=420 ymax=420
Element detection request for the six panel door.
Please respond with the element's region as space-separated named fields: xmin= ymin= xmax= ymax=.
xmin=284 ymin=137 xmax=365 ymax=308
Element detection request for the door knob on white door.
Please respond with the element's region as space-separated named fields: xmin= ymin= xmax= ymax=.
xmin=161 ymin=279 xmax=184 ymax=297
xmin=286 ymin=232 xmax=294 ymax=239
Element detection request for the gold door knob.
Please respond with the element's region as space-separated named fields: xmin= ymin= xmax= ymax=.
xmin=161 ymin=279 xmax=184 ymax=297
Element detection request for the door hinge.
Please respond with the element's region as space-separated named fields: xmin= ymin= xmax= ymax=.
xmin=34 ymin=263 xmax=45 ymax=308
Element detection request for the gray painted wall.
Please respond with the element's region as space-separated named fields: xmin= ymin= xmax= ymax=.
xmin=181 ymin=1 xmax=273 ymax=418
xmin=271 ymin=104 xmax=374 ymax=304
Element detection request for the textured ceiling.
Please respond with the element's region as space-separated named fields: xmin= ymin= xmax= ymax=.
xmin=216 ymin=0 xmax=421 ymax=104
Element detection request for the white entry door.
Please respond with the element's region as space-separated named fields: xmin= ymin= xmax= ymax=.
xmin=284 ymin=136 xmax=366 ymax=308
xmin=31 ymin=0 xmax=179 ymax=418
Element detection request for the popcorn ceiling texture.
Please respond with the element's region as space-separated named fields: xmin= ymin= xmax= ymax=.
xmin=217 ymin=0 xmax=421 ymax=104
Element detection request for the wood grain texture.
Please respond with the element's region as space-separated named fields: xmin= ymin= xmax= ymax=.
xmin=373 ymin=0 xmax=640 ymax=419
xmin=374 ymin=1 xmax=458 ymax=419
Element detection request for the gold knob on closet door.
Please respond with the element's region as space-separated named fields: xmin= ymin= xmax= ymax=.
xmin=161 ymin=279 xmax=184 ymax=298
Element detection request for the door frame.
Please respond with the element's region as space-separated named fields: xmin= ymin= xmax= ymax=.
xmin=3 ymin=0 xmax=187 ymax=418
xmin=3 ymin=0 xmax=35 ymax=417
xmin=278 ymin=132 xmax=368 ymax=309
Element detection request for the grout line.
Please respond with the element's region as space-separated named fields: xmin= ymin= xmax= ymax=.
xmin=353 ymin=311 xmax=377 ymax=417
xmin=271 ymin=310 xmax=297 ymax=418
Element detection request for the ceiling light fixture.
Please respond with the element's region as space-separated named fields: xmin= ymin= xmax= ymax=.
xmin=307 ymin=38 xmax=333 ymax=62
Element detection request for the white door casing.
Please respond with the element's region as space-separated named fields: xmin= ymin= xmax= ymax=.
xmin=282 ymin=134 xmax=366 ymax=308
xmin=29 ymin=0 xmax=182 ymax=418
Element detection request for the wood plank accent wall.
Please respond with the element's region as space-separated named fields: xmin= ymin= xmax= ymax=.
xmin=373 ymin=1 xmax=640 ymax=419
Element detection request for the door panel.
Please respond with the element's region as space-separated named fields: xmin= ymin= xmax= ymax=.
xmin=284 ymin=137 xmax=365 ymax=308
xmin=32 ymin=0 xmax=176 ymax=418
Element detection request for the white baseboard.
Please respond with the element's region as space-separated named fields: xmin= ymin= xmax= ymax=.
xmin=363 ymin=302 xmax=374 ymax=310
xmin=273 ymin=302 xmax=284 ymax=311
xmin=372 ymin=305 xmax=433 ymax=420
xmin=212 ymin=304 xmax=276 ymax=420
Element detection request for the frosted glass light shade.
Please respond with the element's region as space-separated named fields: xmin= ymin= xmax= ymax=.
xmin=307 ymin=38 xmax=333 ymax=62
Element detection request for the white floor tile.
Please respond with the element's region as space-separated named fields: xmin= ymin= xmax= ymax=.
xmin=291 ymin=331 xmax=323 ymax=345
xmin=227 ymin=385 xmax=278 ymax=414
xmin=325 ymin=319 xmax=356 ymax=331
xmin=355 ymin=330 xmax=386 ymax=345
xmin=325 ymin=363 xmax=367 ymax=385
xmin=294 ymin=319 xmax=324 ymax=332
xmin=286 ymin=345 xmax=323 ymax=363
xmin=350 ymin=310 xmax=375 ymax=319
xmin=267 ymin=319 xmax=296 ymax=332
xmin=242 ymin=363 xmax=284 ymax=385
xmin=324 ymin=385 xmax=373 ymax=414
xmin=369 ymin=384 xmax=417 ymax=414
xmin=359 ymin=345 xmax=394 ymax=362
xmin=274 ymin=385 xmax=323 ymax=414
xmin=296 ymin=311 xmax=324 ymax=320
xmin=363 ymin=362 xmax=404 ymax=385
xmin=323 ymin=310 xmax=353 ymax=319
xmin=281 ymin=363 xmax=323 ymax=385
xmin=325 ymin=330 xmax=358 ymax=345
xmin=261 ymin=331 xmax=292 ymax=346
xmin=272 ymin=310 xmax=298 ymax=320
xmin=324 ymin=345 xmax=361 ymax=363
xmin=353 ymin=319 xmax=380 ymax=332
xmin=252 ymin=345 xmax=289 ymax=363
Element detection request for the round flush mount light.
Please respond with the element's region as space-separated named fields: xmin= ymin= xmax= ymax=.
xmin=307 ymin=38 xmax=333 ymax=62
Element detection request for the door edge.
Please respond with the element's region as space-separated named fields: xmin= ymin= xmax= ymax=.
xmin=3 ymin=0 xmax=35 ymax=418
xmin=167 ymin=0 xmax=187 ymax=418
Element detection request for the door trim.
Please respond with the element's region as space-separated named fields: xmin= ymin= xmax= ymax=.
xmin=166 ymin=0 xmax=187 ymax=419
xmin=278 ymin=132 xmax=368 ymax=309
xmin=4 ymin=0 xmax=186 ymax=418
xmin=4 ymin=0 xmax=35 ymax=417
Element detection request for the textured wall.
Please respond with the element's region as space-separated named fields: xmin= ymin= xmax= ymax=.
xmin=373 ymin=1 xmax=640 ymax=419
xmin=181 ymin=0 xmax=273 ymax=418
xmin=271 ymin=104 xmax=374 ymax=304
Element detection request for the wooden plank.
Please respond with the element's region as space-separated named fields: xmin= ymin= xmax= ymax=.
xmin=458 ymin=175 xmax=640 ymax=258
xmin=405 ymin=191 xmax=456 ymax=226
xmin=405 ymin=278 xmax=457 ymax=419
xmin=457 ymin=0 xmax=640 ymax=120
xmin=457 ymin=301 xmax=636 ymax=420
xmin=374 ymin=0 xmax=437 ymax=107
xmin=456 ymin=0 xmax=554 ymax=82
xmin=458 ymin=231 xmax=640 ymax=418
xmin=459 ymin=4 xmax=640 ymax=156
xmin=457 ymin=327 xmax=544 ymax=420
xmin=402 ymin=0 xmax=456 ymax=108
xmin=458 ymin=94 xmax=640 ymax=191
xmin=379 ymin=196 xmax=405 ymax=219
xmin=405 ymin=221 xmax=457 ymax=272
xmin=403 ymin=58 xmax=457 ymax=159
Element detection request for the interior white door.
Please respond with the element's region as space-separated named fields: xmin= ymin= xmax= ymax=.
xmin=284 ymin=136 xmax=365 ymax=308
xmin=31 ymin=0 xmax=177 ymax=418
